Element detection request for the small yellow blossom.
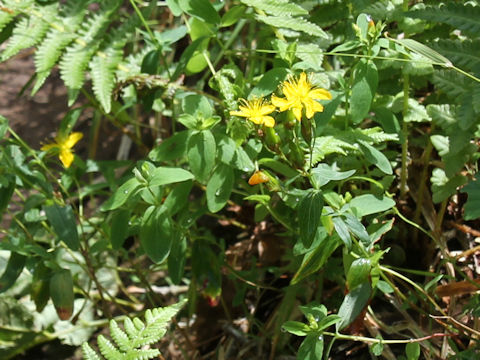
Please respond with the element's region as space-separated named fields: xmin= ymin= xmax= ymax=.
xmin=230 ymin=98 xmax=276 ymax=127
xmin=41 ymin=132 xmax=83 ymax=168
xmin=272 ymin=72 xmax=332 ymax=121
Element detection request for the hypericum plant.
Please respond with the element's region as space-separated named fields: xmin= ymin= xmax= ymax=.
xmin=82 ymin=299 xmax=186 ymax=360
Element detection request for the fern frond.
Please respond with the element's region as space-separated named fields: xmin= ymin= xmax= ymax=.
xmin=81 ymin=343 xmax=102 ymax=360
xmin=109 ymin=319 xmax=130 ymax=353
xmin=431 ymin=39 xmax=480 ymax=71
xmin=0 ymin=11 xmax=15 ymax=33
xmin=89 ymin=15 xmax=139 ymax=113
xmin=240 ymin=0 xmax=308 ymax=17
xmin=362 ymin=0 xmax=399 ymax=21
xmin=407 ymin=3 xmax=480 ymax=36
xmin=32 ymin=0 xmax=90 ymax=95
xmin=309 ymin=136 xmax=357 ymax=165
xmin=256 ymin=15 xmax=328 ymax=38
xmin=432 ymin=70 xmax=471 ymax=99
xmin=59 ymin=0 xmax=122 ymax=104
xmin=82 ymin=300 xmax=186 ymax=360
xmin=123 ymin=317 xmax=139 ymax=340
xmin=1 ymin=3 xmax=58 ymax=61
xmin=98 ymin=335 xmax=124 ymax=360
xmin=473 ymin=84 xmax=480 ymax=114
xmin=359 ymin=128 xmax=399 ymax=143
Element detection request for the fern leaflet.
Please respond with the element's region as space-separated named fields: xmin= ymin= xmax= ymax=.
xmin=256 ymin=15 xmax=328 ymax=38
xmin=1 ymin=3 xmax=58 ymax=61
xmin=240 ymin=0 xmax=308 ymax=17
xmin=432 ymin=70 xmax=471 ymax=99
xmin=89 ymin=14 xmax=139 ymax=113
xmin=431 ymin=39 xmax=480 ymax=71
xmin=407 ymin=3 xmax=480 ymax=36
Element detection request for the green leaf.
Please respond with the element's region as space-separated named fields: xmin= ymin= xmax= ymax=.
xmin=358 ymin=139 xmax=392 ymax=175
xmin=149 ymin=167 xmax=194 ymax=187
xmin=168 ymin=234 xmax=187 ymax=284
xmin=0 ymin=180 xmax=15 ymax=223
xmin=178 ymin=0 xmax=221 ymax=25
xmin=0 ymin=115 xmax=8 ymax=138
xmin=311 ymin=164 xmax=355 ymax=188
xmin=332 ymin=216 xmax=351 ymax=248
xmin=0 ymin=252 xmax=26 ymax=294
xmin=187 ymin=130 xmax=216 ymax=183
xmin=317 ymin=314 xmax=341 ymax=331
xmin=347 ymin=258 xmax=371 ymax=290
xmin=140 ymin=206 xmax=173 ymax=264
xmin=234 ymin=146 xmax=255 ymax=172
xmin=376 ymin=280 xmax=394 ymax=294
xmin=148 ymin=130 xmax=190 ymax=162
xmin=221 ymin=5 xmax=246 ymax=27
xmin=282 ymin=321 xmax=310 ymax=336
xmin=50 ymin=269 xmax=74 ymax=320
xmin=431 ymin=168 xmax=467 ymax=204
xmin=163 ymin=181 xmax=193 ymax=216
xmin=396 ymin=38 xmax=452 ymax=67
xmin=44 ymin=204 xmax=80 ymax=250
xmin=206 ymin=164 xmax=234 ymax=213
xmin=258 ymin=158 xmax=298 ymax=178
xmin=349 ymin=194 xmax=396 ymax=217
xmin=461 ymin=176 xmax=480 ymax=220
xmin=343 ymin=213 xmax=370 ymax=244
xmin=110 ymin=209 xmax=130 ymax=250
xmin=250 ymin=67 xmax=289 ymax=98
xmin=371 ymin=341 xmax=384 ymax=356
xmin=292 ymin=236 xmax=341 ymax=285
xmin=297 ymin=333 xmax=324 ymax=360
xmin=336 ymin=282 xmax=372 ymax=331
xmin=172 ymin=37 xmax=206 ymax=81
xmin=298 ymin=190 xmax=324 ymax=248
xmin=405 ymin=342 xmax=420 ymax=360
xmin=101 ymin=177 xmax=141 ymax=211
xmin=182 ymin=94 xmax=213 ymax=118
xmin=351 ymin=59 xmax=378 ymax=124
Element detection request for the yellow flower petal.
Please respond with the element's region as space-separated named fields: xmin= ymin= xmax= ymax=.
xmin=292 ymin=106 xmax=302 ymax=122
xmin=59 ymin=148 xmax=74 ymax=168
xmin=41 ymin=143 xmax=58 ymax=151
xmin=64 ymin=132 xmax=83 ymax=149
xmin=309 ymin=88 xmax=332 ymax=100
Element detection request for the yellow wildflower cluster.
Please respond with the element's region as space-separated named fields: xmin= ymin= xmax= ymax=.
xmin=230 ymin=72 xmax=332 ymax=127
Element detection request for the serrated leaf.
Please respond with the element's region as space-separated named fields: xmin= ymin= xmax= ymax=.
xmin=256 ymin=15 xmax=328 ymax=38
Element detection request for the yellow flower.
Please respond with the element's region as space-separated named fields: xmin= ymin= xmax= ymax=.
xmin=230 ymin=98 xmax=276 ymax=127
xmin=272 ymin=72 xmax=332 ymax=121
xmin=41 ymin=132 xmax=83 ymax=168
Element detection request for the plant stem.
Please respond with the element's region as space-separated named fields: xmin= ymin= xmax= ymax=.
xmin=400 ymin=73 xmax=409 ymax=198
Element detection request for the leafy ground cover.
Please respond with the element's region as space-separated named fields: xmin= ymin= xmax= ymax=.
xmin=1 ymin=0 xmax=480 ymax=359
